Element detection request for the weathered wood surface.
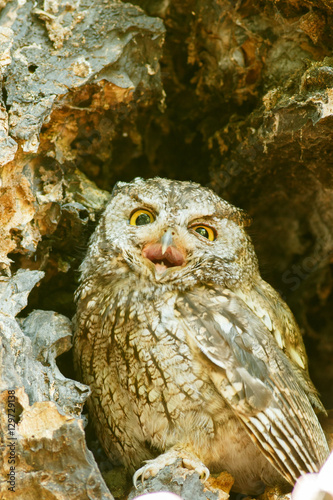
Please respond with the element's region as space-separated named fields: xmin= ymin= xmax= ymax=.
xmin=0 ymin=270 xmax=113 ymax=499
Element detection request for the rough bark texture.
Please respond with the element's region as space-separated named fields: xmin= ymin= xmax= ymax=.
xmin=0 ymin=0 xmax=333 ymax=499
xmin=128 ymin=465 xmax=233 ymax=500
xmin=0 ymin=269 xmax=112 ymax=499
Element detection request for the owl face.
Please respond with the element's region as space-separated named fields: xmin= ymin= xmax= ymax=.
xmin=88 ymin=177 xmax=259 ymax=289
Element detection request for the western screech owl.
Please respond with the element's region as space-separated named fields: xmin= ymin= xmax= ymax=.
xmin=73 ymin=177 xmax=329 ymax=495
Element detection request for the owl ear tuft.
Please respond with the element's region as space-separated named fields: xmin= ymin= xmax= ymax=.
xmin=237 ymin=209 xmax=252 ymax=228
xmin=111 ymin=181 xmax=129 ymax=197
xmin=111 ymin=177 xmax=146 ymax=197
xmin=228 ymin=207 xmax=252 ymax=228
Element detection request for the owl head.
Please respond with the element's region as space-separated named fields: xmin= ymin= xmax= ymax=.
xmin=81 ymin=177 xmax=259 ymax=290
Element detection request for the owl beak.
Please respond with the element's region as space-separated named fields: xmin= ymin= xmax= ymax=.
xmin=142 ymin=228 xmax=185 ymax=276
xmin=161 ymin=229 xmax=174 ymax=255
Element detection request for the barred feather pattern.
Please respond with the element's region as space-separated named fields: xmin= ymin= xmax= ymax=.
xmin=73 ymin=177 xmax=329 ymax=495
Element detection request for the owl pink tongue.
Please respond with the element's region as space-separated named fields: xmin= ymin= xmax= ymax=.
xmin=143 ymin=243 xmax=185 ymax=273
xmin=155 ymin=263 xmax=168 ymax=274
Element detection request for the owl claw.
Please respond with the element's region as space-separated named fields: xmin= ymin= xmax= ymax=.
xmin=182 ymin=456 xmax=210 ymax=481
xmin=133 ymin=466 xmax=147 ymax=488
xmin=133 ymin=449 xmax=210 ymax=488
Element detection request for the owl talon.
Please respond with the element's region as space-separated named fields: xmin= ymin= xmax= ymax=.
xmin=133 ymin=466 xmax=147 ymax=488
xmin=133 ymin=449 xmax=210 ymax=488
xmin=182 ymin=457 xmax=210 ymax=481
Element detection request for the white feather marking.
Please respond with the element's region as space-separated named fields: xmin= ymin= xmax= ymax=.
xmin=274 ymin=329 xmax=285 ymax=349
xmin=290 ymin=347 xmax=306 ymax=369
xmin=214 ymin=312 xmax=233 ymax=334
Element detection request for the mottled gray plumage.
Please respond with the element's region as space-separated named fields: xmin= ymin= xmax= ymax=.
xmin=73 ymin=177 xmax=329 ymax=495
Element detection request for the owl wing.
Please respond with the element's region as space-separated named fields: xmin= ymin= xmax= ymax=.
xmin=175 ymin=286 xmax=329 ymax=485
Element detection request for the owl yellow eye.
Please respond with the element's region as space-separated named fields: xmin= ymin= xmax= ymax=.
xmin=191 ymin=225 xmax=216 ymax=241
xmin=129 ymin=209 xmax=155 ymax=226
